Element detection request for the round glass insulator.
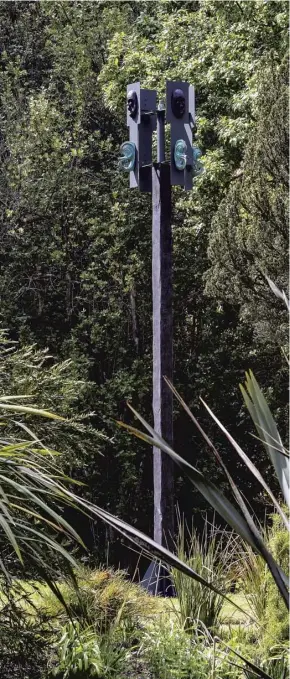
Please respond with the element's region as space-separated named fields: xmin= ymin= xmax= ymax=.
xmin=174 ymin=139 xmax=187 ymax=171
xmin=119 ymin=141 xmax=136 ymax=172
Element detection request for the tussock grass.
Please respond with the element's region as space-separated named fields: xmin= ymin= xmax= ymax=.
xmin=170 ymin=514 xmax=238 ymax=632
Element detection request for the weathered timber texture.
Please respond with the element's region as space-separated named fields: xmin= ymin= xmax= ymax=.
xmin=152 ymin=162 xmax=174 ymax=548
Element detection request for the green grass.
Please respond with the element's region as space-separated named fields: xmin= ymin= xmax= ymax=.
xmin=1 ymin=577 xmax=252 ymax=630
xmin=3 ymin=575 xmax=286 ymax=679
xmin=220 ymin=592 xmax=251 ymax=625
xmin=157 ymin=591 xmax=252 ymax=631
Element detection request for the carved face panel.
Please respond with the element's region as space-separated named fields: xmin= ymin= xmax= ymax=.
xmin=127 ymin=90 xmax=138 ymax=118
xmin=171 ymin=88 xmax=186 ymax=118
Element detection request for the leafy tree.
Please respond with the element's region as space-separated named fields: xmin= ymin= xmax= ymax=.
xmin=0 ymin=329 xmax=103 ymax=477
xmin=206 ymin=55 xmax=289 ymax=350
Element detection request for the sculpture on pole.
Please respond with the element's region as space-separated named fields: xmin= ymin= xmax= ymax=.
xmin=119 ymin=80 xmax=202 ymax=594
xmin=120 ymin=80 xmax=199 ymax=190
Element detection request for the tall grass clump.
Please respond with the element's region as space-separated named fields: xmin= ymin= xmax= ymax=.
xmin=172 ymin=514 xmax=236 ymax=632
xmin=235 ymin=540 xmax=268 ymax=626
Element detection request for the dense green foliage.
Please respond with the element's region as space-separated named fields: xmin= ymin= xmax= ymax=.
xmin=262 ymin=513 xmax=289 ymax=654
xmin=206 ymin=55 xmax=288 ymax=349
xmin=0 ymin=330 xmax=103 ymax=472
xmin=0 ymin=0 xmax=288 ymax=559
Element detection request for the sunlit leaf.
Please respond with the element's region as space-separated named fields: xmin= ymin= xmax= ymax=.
xmin=241 ymin=370 xmax=289 ymax=507
xmin=123 ymin=392 xmax=289 ymax=607
xmin=199 ymin=397 xmax=289 ymax=531
xmin=0 ymin=402 xmax=65 ymax=420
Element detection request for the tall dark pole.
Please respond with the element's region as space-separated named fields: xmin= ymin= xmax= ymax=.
xmin=152 ymin=104 xmax=174 ymax=548
xmin=122 ymin=81 xmax=198 ymax=591
xmin=152 ymin=162 xmax=174 ymax=547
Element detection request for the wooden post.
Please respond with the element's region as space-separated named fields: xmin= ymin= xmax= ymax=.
xmin=152 ymin=162 xmax=174 ymax=548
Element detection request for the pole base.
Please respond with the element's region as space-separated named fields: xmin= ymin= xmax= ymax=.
xmin=140 ymin=561 xmax=176 ymax=597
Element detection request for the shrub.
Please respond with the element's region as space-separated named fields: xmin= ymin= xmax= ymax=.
xmin=35 ymin=566 xmax=159 ymax=635
xmin=51 ymin=617 xmax=144 ymax=679
xmin=0 ymin=329 xmax=104 ymax=476
xmin=22 ymin=567 xmax=159 ymax=677
xmin=140 ymin=618 xmax=240 ymax=679
xmin=261 ymin=512 xmax=289 ymax=655
xmin=235 ymin=511 xmax=289 ymax=656
xmin=235 ymin=541 xmax=268 ymax=626
xmin=0 ymin=579 xmax=51 ymax=679
xmin=52 ymin=621 xmax=103 ymax=678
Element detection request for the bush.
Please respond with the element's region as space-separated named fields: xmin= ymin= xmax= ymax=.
xmin=233 ymin=511 xmax=289 ymax=673
xmin=51 ymin=619 xmax=144 ymax=679
xmin=0 ymin=329 xmax=104 ymax=475
xmin=0 ymin=579 xmax=51 ymax=679
xmin=34 ymin=566 xmax=159 ymax=635
xmin=1 ymin=568 xmax=157 ymax=678
xmin=52 ymin=621 xmax=103 ymax=678
xmin=23 ymin=567 xmax=159 ymax=677
xmin=236 ymin=511 xmax=289 ymax=652
xmin=261 ymin=512 xmax=289 ymax=655
xmin=140 ymin=618 xmax=241 ymax=679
